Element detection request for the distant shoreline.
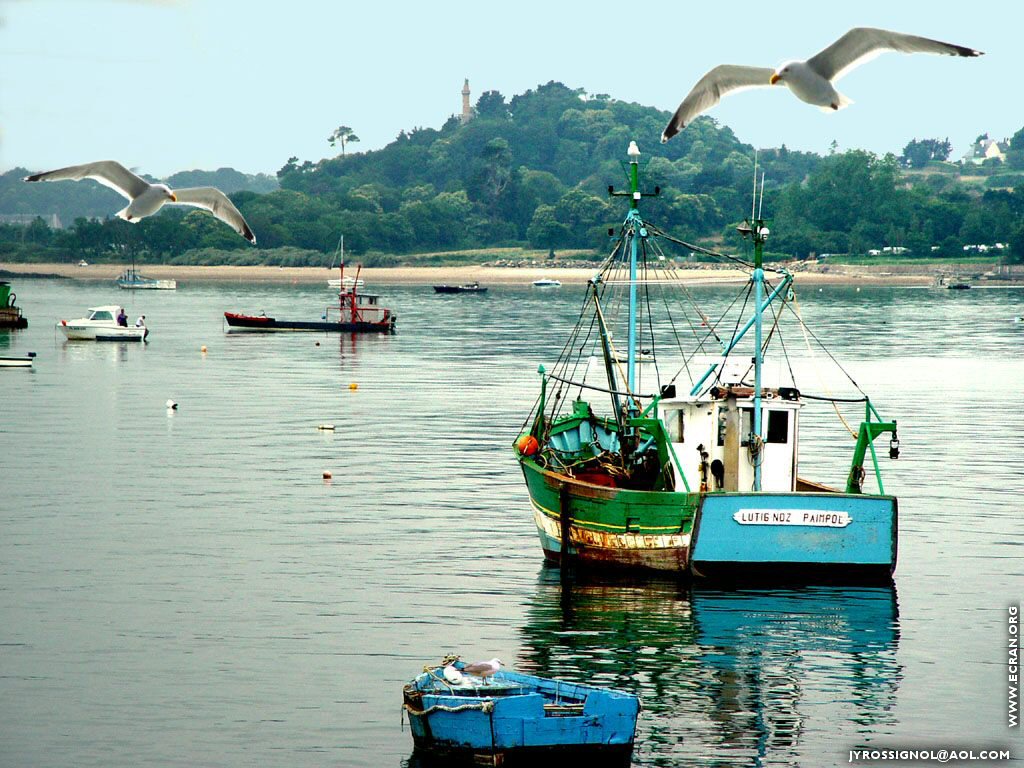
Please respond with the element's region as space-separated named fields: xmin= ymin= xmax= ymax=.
xmin=1 ymin=262 xmax=1018 ymax=287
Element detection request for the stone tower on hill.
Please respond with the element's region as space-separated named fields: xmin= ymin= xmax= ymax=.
xmin=461 ymin=79 xmax=474 ymax=124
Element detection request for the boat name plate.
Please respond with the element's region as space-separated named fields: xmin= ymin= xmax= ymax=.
xmin=732 ymin=509 xmax=852 ymax=528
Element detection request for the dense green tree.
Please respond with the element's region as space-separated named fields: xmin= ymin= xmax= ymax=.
xmin=3 ymin=81 xmax=1021 ymax=264
xmin=1008 ymin=222 xmax=1024 ymax=264
xmin=328 ymin=125 xmax=360 ymax=155
xmin=527 ymin=205 xmax=572 ymax=249
xmin=476 ymin=90 xmax=510 ymax=121
xmin=900 ymin=138 xmax=952 ymax=168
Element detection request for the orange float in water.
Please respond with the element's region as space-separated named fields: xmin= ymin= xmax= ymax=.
xmin=516 ymin=434 xmax=539 ymax=456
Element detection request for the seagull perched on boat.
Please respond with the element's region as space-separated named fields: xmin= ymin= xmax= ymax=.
xmin=661 ymin=27 xmax=983 ymax=142
xmin=24 ymin=161 xmax=256 ymax=244
xmin=462 ymin=658 xmax=503 ymax=684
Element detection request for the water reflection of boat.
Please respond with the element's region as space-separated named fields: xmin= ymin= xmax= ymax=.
xmin=517 ymin=567 xmax=900 ymax=766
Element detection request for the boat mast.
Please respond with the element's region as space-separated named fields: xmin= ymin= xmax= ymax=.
xmin=606 ymin=141 xmax=658 ymax=438
xmin=751 ymin=173 xmax=768 ymax=492
xmin=626 ymin=141 xmax=640 ymax=398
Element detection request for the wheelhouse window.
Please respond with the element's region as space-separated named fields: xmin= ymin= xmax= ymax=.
xmin=740 ymin=407 xmax=753 ymax=446
xmin=666 ymin=410 xmax=684 ymax=442
xmin=767 ymin=410 xmax=789 ymax=444
xmin=90 ymin=311 xmax=113 ymax=321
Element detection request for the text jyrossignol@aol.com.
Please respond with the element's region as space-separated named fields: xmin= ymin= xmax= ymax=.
xmin=849 ymin=749 xmax=1011 ymax=764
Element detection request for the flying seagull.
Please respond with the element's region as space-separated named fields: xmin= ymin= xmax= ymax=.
xmin=24 ymin=160 xmax=256 ymax=244
xmin=462 ymin=658 xmax=502 ymax=684
xmin=661 ymin=27 xmax=983 ymax=142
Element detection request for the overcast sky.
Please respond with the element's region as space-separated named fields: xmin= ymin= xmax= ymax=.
xmin=0 ymin=0 xmax=1014 ymax=178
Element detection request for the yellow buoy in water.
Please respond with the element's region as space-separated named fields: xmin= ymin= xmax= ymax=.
xmin=201 ymin=345 xmax=207 ymax=353
xmin=349 ymin=383 xmax=358 ymax=391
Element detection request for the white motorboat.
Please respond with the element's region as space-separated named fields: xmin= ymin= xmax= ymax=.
xmin=532 ymin=278 xmax=561 ymax=287
xmin=0 ymin=352 xmax=36 ymax=367
xmin=59 ymin=306 xmax=149 ymax=341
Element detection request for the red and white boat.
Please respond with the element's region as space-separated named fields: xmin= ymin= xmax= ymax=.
xmin=225 ymin=265 xmax=396 ymax=333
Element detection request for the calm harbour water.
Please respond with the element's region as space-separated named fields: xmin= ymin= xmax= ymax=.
xmin=1 ymin=277 xmax=1022 ymax=767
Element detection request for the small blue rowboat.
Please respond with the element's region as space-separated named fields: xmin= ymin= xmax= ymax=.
xmin=403 ymin=658 xmax=640 ymax=766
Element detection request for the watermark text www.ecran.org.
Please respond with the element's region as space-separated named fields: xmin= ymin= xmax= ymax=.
xmin=848 ymin=749 xmax=1010 ymax=764
xmin=1010 ymin=604 xmax=1019 ymax=729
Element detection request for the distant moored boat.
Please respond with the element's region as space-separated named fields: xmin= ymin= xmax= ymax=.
xmin=433 ymin=281 xmax=488 ymax=294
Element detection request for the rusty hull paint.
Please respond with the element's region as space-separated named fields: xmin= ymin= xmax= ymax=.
xmin=533 ymin=507 xmax=691 ymax=572
xmin=521 ymin=457 xmax=698 ymax=573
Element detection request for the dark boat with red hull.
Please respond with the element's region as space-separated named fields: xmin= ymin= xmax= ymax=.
xmin=223 ymin=310 xmax=394 ymax=333
xmin=224 ymin=265 xmax=396 ymax=334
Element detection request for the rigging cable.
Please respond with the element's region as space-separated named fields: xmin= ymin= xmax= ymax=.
xmin=785 ymin=289 xmax=863 ymax=438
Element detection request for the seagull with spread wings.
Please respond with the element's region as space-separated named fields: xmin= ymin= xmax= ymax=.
xmin=24 ymin=160 xmax=256 ymax=244
xmin=661 ymin=27 xmax=983 ymax=142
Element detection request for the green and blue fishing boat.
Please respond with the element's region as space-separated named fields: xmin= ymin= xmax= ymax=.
xmin=515 ymin=142 xmax=900 ymax=581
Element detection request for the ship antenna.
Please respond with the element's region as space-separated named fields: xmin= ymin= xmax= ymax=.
xmin=757 ymin=171 xmax=766 ymax=219
xmin=751 ymin=150 xmax=758 ymax=221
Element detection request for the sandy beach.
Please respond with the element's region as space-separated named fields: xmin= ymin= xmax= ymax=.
xmin=0 ymin=262 xmax=975 ymax=287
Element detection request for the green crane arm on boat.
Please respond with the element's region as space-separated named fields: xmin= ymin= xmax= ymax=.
xmin=846 ymin=420 xmax=898 ymax=494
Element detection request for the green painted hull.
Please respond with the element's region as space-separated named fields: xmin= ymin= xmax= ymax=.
xmin=520 ymin=456 xmax=699 ymax=572
xmin=519 ymin=456 xmax=898 ymax=579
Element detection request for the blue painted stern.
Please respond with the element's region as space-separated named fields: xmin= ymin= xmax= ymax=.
xmin=403 ymin=662 xmax=639 ymax=766
xmin=690 ymin=492 xmax=897 ymax=583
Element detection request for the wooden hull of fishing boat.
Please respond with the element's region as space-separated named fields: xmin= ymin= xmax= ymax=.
xmin=520 ymin=458 xmax=897 ymax=581
xmin=520 ymin=458 xmax=699 ymax=573
xmin=223 ymin=312 xmax=395 ymax=333
xmin=0 ymin=314 xmax=28 ymax=329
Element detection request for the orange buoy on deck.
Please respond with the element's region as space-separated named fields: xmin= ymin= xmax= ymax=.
xmin=516 ymin=434 xmax=539 ymax=456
